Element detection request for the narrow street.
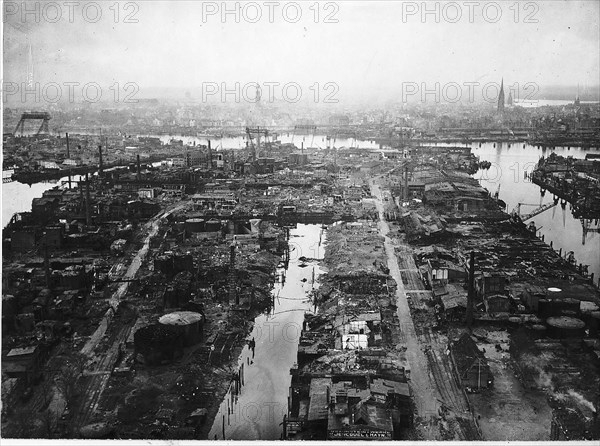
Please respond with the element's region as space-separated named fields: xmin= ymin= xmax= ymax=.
xmin=370 ymin=179 xmax=482 ymax=440
xmin=370 ymin=180 xmax=442 ymax=439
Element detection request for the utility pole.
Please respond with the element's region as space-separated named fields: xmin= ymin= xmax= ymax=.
xmin=404 ymin=163 xmax=409 ymax=202
xmin=256 ymin=126 xmax=261 ymax=160
xmin=229 ymin=243 xmax=237 ymax=305
xmin=466 ymin=251 xmax=475 ymax=329
xmin=136 ymin=154 xmax=141 ymax=181
xmin=98 ymin=145 xmax=104 ymax=177
xmin=44 ymin=245 xmax=51 ymax=289
xmin=85 ymin=173 xmax=91 ymax=226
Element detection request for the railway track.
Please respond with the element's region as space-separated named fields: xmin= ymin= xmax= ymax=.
xmin=72 ymin=323 xmax=133 ymax=430
xmin=371 ymin=179 xmax=481 ymax=440
xmin=70 ymin=203 xmax=187 ymax=432
xmin=421 ymin=328 xmax=481 ymax=440
xmin=421 ymin=329 xmax=467 ymax=414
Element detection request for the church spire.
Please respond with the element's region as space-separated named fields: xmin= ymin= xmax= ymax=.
xmin=497 ymin=78 xmax=505 ymax=113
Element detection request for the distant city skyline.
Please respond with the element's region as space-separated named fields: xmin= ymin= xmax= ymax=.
xmin=3 ymin=1 xmax=599 ymax=106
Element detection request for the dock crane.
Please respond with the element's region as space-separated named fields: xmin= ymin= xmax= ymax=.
xmin=581 ymin=218 xmax=600 ymax=245
xmin=493 ymin=185 xmax=501 ymax=200
xmin=512 ymin=201 xmax=558 ymax=222
xmin=14 ymin=111 xmax=51 ymax=137
xmin=245 ymin=126 xmax=269 ymax=162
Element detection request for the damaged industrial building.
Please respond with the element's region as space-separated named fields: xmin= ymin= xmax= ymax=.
xmin=2 ymin=122 xmax=600 ymax=441
xmin=2 ymin=3 xmax=600 ymax=439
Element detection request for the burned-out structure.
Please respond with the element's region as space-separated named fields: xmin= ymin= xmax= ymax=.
xmin=2 ymin=107 xmax=599 ymax=442
xmin=284 ymin=222 xmax=413 ymax=440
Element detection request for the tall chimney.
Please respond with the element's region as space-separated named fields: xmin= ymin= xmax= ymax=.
xmin=466 ymin=251 xmax=475 ymax=328
xmin=229 ymin=243 xmax=237 ymax=305
xmin=66 ymin=132 xmax=70 ymax=159
xmin=79 ymin=181 xmax=84 ymax=212
xmin=137 ymin=154 xmax=141 ymax=181
xmin=98 ymin=145 xmax=103 ymax=176
xmin=256 ymin=128 xmax=261 ymax=160
xmin=85 ymin=173 xmax=91 ymax=226
xmin=44 ymin=246 xmax=51 ymax=289
xmin=404 ymin=164 xmax=409 ymax=202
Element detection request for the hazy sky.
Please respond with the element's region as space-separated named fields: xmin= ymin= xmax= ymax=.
xmin=3 ymin=1 xmax=599 ymax=102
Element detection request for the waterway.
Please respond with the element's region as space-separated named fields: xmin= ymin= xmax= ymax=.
xmin=427 ymin=142 xmax=600 ymax=283
xmin=1 ymin=135 xmax=378 ymax=228
xmin=2 ymin=173 xmax=87 ymax=228
xmin=208 ymin=224 xmax=326 ymax=440
xmin=154 ymin=133 xmax=381 ymax=151
xmin=3 ymin=141 xmax=598 ymax=283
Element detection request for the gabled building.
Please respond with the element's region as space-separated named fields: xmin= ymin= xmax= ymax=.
xmin=476 ymin=272 xmax=506 ymax=298
xmin=450 ymin=333 xmax=492 ymax=390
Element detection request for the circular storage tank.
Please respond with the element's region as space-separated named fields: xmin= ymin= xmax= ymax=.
xmin=154 ymin=255 xmax=174 ymax=275
xmin=173 ymin=252 xmax=193 ymax=272
xmin=528 ymin=316 xmax=543 ymax=325
xmin=580 ymin=301 xmax=600 ymax=315
xmin=556 ymin=298 xmax=580 ymax=315
xmin=561 ymin=310 xmax=578 ymax=319
xmin=205 ymin=218 xmax=221 ymax=232
xmin=530 ymin=324 xmax=547 ymax=340
xmin=546 ymin=316 xmax=586 ymax=339
xmin=159 ymin=311 xmax=204 ymax=347
xmin=588 ymin=311 xmax=600 ymax=338
xmin=185 ymin=218 xmax=205 ymax=233
xmin=508 ymin=316 xmax=522 ymax=327
xmin=538 ymin=299 xmax=552 ymax=318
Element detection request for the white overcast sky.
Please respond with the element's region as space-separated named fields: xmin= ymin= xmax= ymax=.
xmin=3 ymin=1 xmax=599 ymax=101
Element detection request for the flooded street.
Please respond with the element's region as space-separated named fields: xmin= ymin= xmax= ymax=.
xmin=208 ymin=224 xmax=326 ymax=440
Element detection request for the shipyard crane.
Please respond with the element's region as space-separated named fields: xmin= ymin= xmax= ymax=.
xmin=581 ymin=218 xmax=600 ymax=245
xmin=493 ymin=184 xmax=501 ymax=200
xmin=512 ymin=201 xmax=558 ymax=222
xmin=245 ymin=126 xmax=269 ymax=162
xmin=291 ymin=124 xmax=317 ymax=149
xmin=14 ymin=111 xmax=51 ymax=137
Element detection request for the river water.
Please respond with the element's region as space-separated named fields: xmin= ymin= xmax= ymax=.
xmin=3 ymin=139 xmax=597 ymax=282
xmin=2 ymin=174 xmax=88 ymax=228
xmin=154 ymin=133 xmax=380 ymax=151
xmin=208 ymin=224 xmax=326 ymax=440
xmin=428 ymin=141 xmax=600 ymax=283
xmin=1 ymin=135 xmax=378 ymax=228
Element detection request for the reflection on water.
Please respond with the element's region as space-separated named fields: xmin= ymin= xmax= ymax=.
xmin=2 ymin=174 xmax=87 ymax=228
xmin=208 ymin=224 xmax=326 ymax=440
xmin=465 ymin=142 xmax=599 ymax=281
xmin=155 ymin=133 xmax=381 ymax=151
xmin=4 ymin=141 xmax=597 ymax=283
xmin=2 ymin=135 xmax=379 ymax=228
